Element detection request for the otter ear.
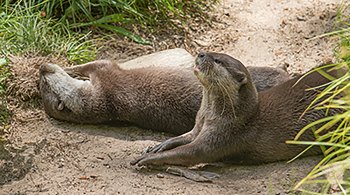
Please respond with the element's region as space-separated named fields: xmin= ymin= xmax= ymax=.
xmin=236 ymin=72 xmax=248 ymax=85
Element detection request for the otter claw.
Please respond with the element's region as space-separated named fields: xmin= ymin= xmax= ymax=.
xmin=144 ymin=142 xmax=170 ymax=154
xmin=130 ymin=155 xmax=146 ymax=166
xmin=130 ymin=153 xmax=159 ymax=167
xmin=146 ymin=144 xmax=162 ymax=153
xmin=147 ymin=136 xmax=189 ymax=153
xmin=143 ymin=146 xmax=153 ymax=154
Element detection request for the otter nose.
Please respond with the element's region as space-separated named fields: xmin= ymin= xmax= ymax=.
xmin=40 ymin=64 xmax=51 ymax=75
xmin=197 ymin=52 xmax=206 ymax=59
xmin=40 ymin=63 xmax=59 ymax=75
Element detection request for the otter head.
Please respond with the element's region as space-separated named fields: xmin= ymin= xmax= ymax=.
xmin=194 ymin=52 xmax=258 ymax=116
xmin=39 ymin=63 xmax=91 ymax=123
xmin=195 ymin=52 xmax=256 ymax=92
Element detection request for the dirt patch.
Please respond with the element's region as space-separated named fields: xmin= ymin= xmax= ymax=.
xmin=1 ymin=119 xmax=323 ymax=194
xmin=0 ymin=141 xmax=32 ymax=185
xmin=0 ymin=0 xmax=341 ymax=194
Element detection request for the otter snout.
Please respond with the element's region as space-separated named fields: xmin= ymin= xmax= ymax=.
xmin=194 ymin=52 xmax=209 ymax=74
xmin=40 ymin=63 xmax=64 ymax=75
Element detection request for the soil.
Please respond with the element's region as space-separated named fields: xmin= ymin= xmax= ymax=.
xmin=0 ymin=0 xmax=341 ymax=194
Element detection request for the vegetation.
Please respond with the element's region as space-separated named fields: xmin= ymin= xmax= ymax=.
xmin=0 ymin=1 xmax=95 ymax=125
xmin=0 ymin=0 xmax=218 ymax=125
xmin=287 ymin=2 xmax=350 ymax=194
xmin=0 ymin=1 xmax=97 ymax=63
xmin=5 ymin=1 xmax=350 ymax=193
xmin=0 ymin=0 xmax=217 ymax=45
xmin=0 ymin=58 xmax=10 ymax=128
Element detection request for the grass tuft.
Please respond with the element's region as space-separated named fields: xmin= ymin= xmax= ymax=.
xmin=1 ymin=0 xmax=218 ymax=44
xmin=0 ymin=3 xmax=96 ymax=63
xmin=0 ymin=58 xmax=10 ymax=126
xmin=287 ymin=1 xmax=350 ymax=193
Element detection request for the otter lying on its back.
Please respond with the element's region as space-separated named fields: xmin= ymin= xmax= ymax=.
xmin=40 ymin=59 xmax=289 ymax=135
xmin=131 ymin=52 xmax=345 ymax=166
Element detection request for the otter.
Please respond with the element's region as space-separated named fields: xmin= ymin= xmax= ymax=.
xmin=131 ymin=52 xmax=345 ymax=166
xmin=39 ymin=59 xmax=289 ymax=135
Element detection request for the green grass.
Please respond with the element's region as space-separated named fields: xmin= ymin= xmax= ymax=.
xmin=1 ymin=0 xmax=218 ymax=44
xmin=0 ymin=0 xmax=218 ymax=65
xmin=0 ymin=58 xmax=10 ymax=128
xmin=286 ymin=2 xmax=350 ymax=193
xmin=0 ymin=0 xmax=218 ymax=127
xmin=0 ymin=3 xmax=97 ymax=63
xmin=0 ymin=1 xmax=99 ymax=126
xmin=0 ymin=58 xmax=9 ymax=95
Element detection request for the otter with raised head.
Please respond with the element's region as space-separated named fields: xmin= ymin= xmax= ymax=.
xmin=40 ymin=59 xmax=289 ymax=135
xmin=131 ymin=52 xmax=345 ymax=166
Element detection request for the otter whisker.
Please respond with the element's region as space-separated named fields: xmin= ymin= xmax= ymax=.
xmin=217 ymin=82 xmax=227 ymax=115
xmin=219 ymin=73 xmax=238 ymax=116
xmin=217 ymin=80 xmax=236 ymax=118
xmin=209 ymin=69 xmax=236 ymax=118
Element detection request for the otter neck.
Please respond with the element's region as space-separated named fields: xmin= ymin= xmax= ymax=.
xmin=202 ymin=83 xmax=259 ymax=120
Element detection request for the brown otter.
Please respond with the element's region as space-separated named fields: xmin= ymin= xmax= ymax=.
xmin=130 ymin=52 xmax=345 ymax=166
xmin=39 ymin=59 xmax=289 ymax=135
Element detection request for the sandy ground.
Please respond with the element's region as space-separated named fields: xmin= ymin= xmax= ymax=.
xmin=0 ymin=0 xmax=341 ymax=194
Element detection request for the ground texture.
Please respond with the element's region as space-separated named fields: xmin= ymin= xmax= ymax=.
xmin=0 ymin=0 xmax=341 ymax=194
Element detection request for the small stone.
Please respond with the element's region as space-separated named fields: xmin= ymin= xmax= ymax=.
xmin=96 ymin=156 xmax=104 ymax=160
xmin=156 ymin=173 xmax=164 ymax=178
xmin=61 ymin=129 xmax=70 ymax=133
xmin=103 ymin=163 xmax=110 ymax=168
xmin=296 ymin=15 xmax=306 ymax=21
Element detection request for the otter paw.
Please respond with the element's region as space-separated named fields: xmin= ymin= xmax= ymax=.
xmin=146 ymin=137 xmax=188 ymax=154
xmin=146 ymin=141 xmax=173 ymax=153
xmin=130 ymin=154 xmax=146 ymax=166
xmin=130 ymin=154 xmax=160 ymax=167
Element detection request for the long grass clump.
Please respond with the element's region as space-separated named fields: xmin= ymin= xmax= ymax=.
xmin=0 ymin=0 xmax=98 ymax=125
xmin=0 ymin=58 xmax=10 ymax=127
xmin=0 ymin=1 xmax=97 ymax=63
xmin=1 ymin=0 xmax=218 ymax=44
xmin=286 ymin=2 xmax=350 ymax=194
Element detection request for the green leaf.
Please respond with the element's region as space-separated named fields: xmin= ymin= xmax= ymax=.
xmin=96 ymin=24 xmax=151 ymax=45
xmin=0 ymin=58 xmax=7 ymax=66
xmin=71 ymin=14 xmax=130 ymax=28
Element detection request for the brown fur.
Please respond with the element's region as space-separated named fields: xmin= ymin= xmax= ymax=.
xmin=39 ymin=59 xmax=289 ymax=135
xmin=131 ymin=52 xmax=345 ymax=166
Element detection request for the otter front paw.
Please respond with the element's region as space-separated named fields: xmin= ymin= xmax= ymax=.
xmin=146 ymin=139 xmax=178 ymax=153
xmin=146 ymin=136 xmax=191 ymax=154
xmin=130 ymin=153 xmax=165 ymax=167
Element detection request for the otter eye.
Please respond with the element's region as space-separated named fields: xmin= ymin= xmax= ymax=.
xmin=214 ymin=59 xmax=222 ymax=64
